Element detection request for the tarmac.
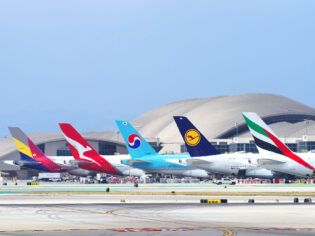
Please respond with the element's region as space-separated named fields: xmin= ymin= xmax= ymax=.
xmin=0 ymin=183 xmax=314 ymax=235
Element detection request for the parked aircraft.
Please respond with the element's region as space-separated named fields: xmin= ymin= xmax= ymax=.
xmin=59 ymin=123 xmax=145 ymax=177
xmin=7 ymin=127 xmax=94 ymax=177
xmin=242 ymin=112 xmax=315 ymax=178
xmin=173 ymin=116 xmax=275 ymax=178
xmin=115 ymin=120 xmax=209 ymax=178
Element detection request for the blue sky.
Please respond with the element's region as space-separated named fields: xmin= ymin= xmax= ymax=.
xmin=0 ymin=1 xmax=314 ymax=136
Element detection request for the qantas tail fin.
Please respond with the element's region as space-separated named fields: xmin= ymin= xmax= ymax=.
xmin=58 ymin=123 xmax=118 ymax=175
xmin=173 ymin=116 xmax=220 ymax=157
xmin=242 ymin=112 xmax=314 ymax=171
xmin=115 ymin=120 xmax=157 ymax=158
xmin=8 ymin=127 xmax=62 ymax=172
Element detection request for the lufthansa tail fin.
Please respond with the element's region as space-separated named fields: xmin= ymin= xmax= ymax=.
xmin=8 ymin=127 xmax=62 ymax=172
xmin=58 ymin=123 xmax=118 ymax=175
xmin=242 ymin=112 xmax=314 ymax=171
xmin=115 ymin=120 xmax=157 ymax=158
xmin=173 ymin=116 xmax=220 ymax=157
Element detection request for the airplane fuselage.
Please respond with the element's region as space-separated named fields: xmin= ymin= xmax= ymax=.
xmin=256 ymin=152 xmax=315 ymax=178
xmin=51 ymin=155 xmax=146 ymax=177
xmin=179 ymin=153 xmax=274 ymax=178
xmin=122 ymin=154 xmax=209 ymax=178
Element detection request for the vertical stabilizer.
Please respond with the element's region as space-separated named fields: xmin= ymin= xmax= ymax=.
xmin=242 ymin=112 xmax=314 ymax=171
xmin=115 ymin=120 xmax=157 ymax=158
xmin=8 ymin=127 xmax=61 ymax=172
xmin=173 ymin=116 xmax=220 ymax=157
xmin=59 ymin=123 xmax=119 ymax=175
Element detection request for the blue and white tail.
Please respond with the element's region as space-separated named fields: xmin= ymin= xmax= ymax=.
xmin=115 ymin=120 xmax=157 ymax=158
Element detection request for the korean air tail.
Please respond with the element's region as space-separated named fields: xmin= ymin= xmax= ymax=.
xmin=242 ymin=112 xmax=314 ymax=171
xmin=173 ymin=116 xmax=220 ymax=157
xmin=59 ymin=123 xmax=119 ymax=175
xmin=115 ymin=120 xmax=157 ymax=158
xmin=8 ymin=127 xmax=62 ymax=172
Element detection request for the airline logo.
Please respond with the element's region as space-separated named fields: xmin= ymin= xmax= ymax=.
xmin=243 ymin=113 xmax=315 ymax=171
xmin=59 ymin=123 xmax=119 ymax=175
xmin=63 ymin=135 xmax=101 ymax=166
xmin=128 ymin=134 xmax=141 ymax=149
xmin=184 ymin=129 xmax=201 ymax=146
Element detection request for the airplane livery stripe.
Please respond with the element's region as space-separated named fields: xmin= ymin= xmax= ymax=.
xmin=243 ymin=114 xmax=269 ymax=139
xmin=12 ymin=137 xmax=33 ymax=158
xmin=28 ymin=138 xmax=61 ymax=172
xmin=248 ymin=127 xmax=275 ymax=147
xmin=253 ymin=136 xmax=283 ymax=155
xmin=263 ymin=128 xmax=314 ymax=170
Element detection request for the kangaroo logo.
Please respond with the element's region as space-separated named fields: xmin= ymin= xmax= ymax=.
xmin=128 ymin=134 xmax=141 ymax=149
xmin=64 ymin=136 xmax=101 ymax=166
xmin=184 ymin=129 xmax=201 ymax=146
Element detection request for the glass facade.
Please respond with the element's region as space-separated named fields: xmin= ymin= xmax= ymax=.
xmin=149 ymin=142 xmax=163 ymax=152
xmin=180 ymin=144 xmax=188 ymax=153
xmin=57 ymin=149 xmax=72 ymax=156
xmin=229 ymin=143 xmax=258 ymax=153
xmin=297 ymin=141 xmax=315 ymax=153
xmin=286 ymin=143 xmax=297 ymax=152
xmin=213 ymin=144 xmax=229 ymax=154
xmin=37 ymin=144 xmax=45 ymax=153
xmin=181 ymin=143 xmax=257 ymax=154
xmin=99 ymin=141 xmax=116 ymax=155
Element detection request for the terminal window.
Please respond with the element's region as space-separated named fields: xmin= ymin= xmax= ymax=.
xmin=37 ymin=144 xmax=45 ymax=153
xmin=99 ymin=142 xmax=116 ymax=155
xmin=57 ymin=149 xmax=72 ymax=156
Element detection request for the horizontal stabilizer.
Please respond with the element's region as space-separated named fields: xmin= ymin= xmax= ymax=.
xmin=3 ymin=160 xmax=17 ymax=166
xmin=55 ymin=164 xmax=72 ymax=171
xmin=127 ymin=159 xmax=152 ymax=166
xmin=69 ymin=160 xmax=94 ymax=166
xmin=19 ymin=160 xmax=42 ymax=166
xmin=257 ymin=158 xmax=286 ymax=166
xmin=4 ymin=160 xmax=42 ymax=167
xmin=186 ymin=158 xmax=213 ymax=166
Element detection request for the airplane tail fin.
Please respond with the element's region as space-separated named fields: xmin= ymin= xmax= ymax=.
xmin=242 ymin=112 xmax=288 ymax=155
xmin=242 ymin=112 xmax=314 ymax=170
xmin=115 ymin=120 xmax=157 ymax=158
xmin=173 ymin=116 xmax=220 ymax=157
xmin=58 ymin=123 xmax=118 ymax=175
xmin=8 ymin=127 xmax=61 ymax=172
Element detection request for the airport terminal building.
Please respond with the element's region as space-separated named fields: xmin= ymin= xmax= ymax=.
xmin=1 ymin=93 xmax=315 ymax=178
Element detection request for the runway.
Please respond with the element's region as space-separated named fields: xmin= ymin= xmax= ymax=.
xmin=0 ymin=183 xmax=315 ymax=235
xmin=0 ymin=202 xmax=314 ymax=235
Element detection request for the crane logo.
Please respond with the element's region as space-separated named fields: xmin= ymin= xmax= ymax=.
xmin=184 ymin=129 xmax=201 ymax=146
xmin=128 ymin=134 xmax=141 ymax=149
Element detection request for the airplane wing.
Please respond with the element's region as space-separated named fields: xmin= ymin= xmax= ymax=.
xmin=127 ymin=159 xmax=152 ymax=166
xmin=257 ymin=158 xmax=286 ymax=165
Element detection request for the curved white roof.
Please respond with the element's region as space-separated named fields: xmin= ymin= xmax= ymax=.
xmin=133 ymin=93 xmax=315 ymax=142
